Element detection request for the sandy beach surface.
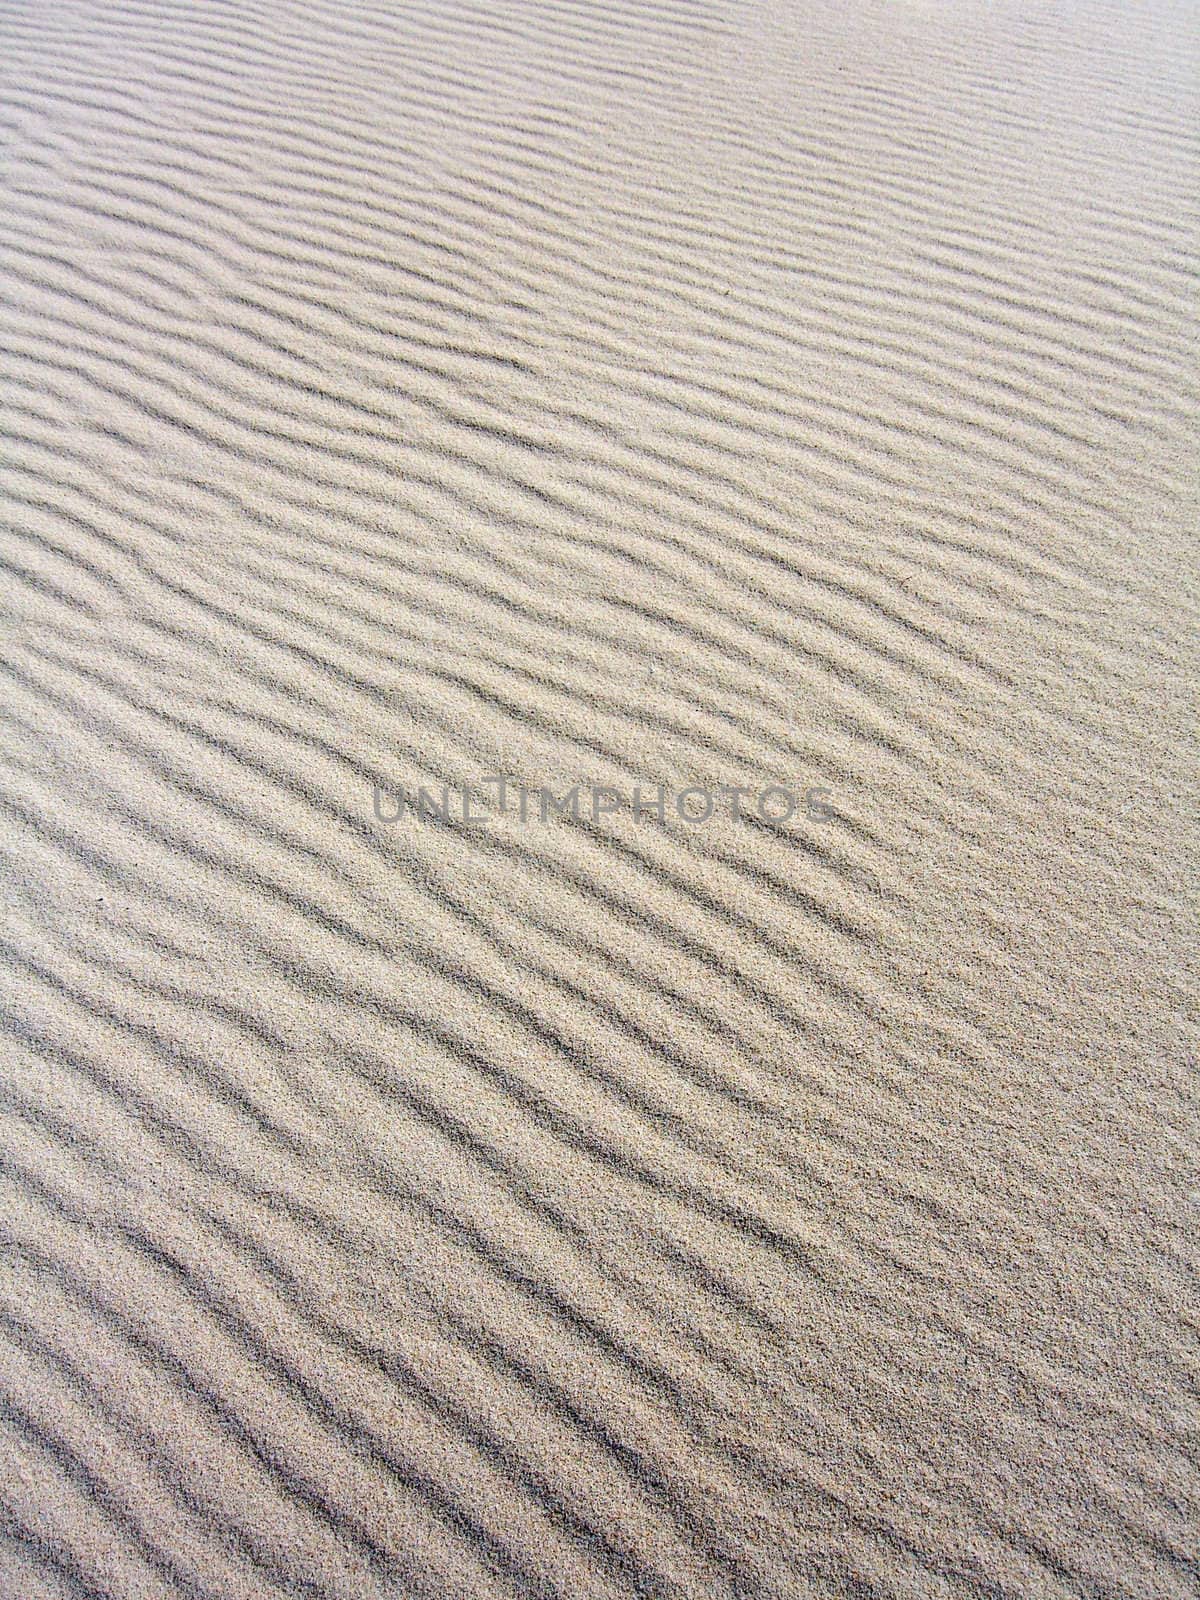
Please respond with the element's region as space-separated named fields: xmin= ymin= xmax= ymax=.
xmin=1 ymin=1 xmax=1197 ymax=1596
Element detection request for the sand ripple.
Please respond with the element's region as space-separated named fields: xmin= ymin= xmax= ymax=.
xmin=1 ymin=0 xmax=1197 ymax=1595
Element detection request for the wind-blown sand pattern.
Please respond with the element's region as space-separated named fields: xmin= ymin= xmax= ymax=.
xmin=1 ymin=0 xmax=1198 ymax=1595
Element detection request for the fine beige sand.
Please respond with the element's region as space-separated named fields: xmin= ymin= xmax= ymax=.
xmin=1 ymin=1 xmax=1198 ymax=1596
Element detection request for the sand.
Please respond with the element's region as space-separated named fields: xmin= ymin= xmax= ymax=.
xmin=0 ymin=0 xmax=1197 ymax=1596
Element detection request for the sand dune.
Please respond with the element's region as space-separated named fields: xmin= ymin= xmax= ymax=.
xmin=1 ymin=0 xmax=1197 ymax=1595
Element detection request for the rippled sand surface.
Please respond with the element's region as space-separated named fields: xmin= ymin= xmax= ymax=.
xmin=1 ymin=1 xmax=1197 ymax=1596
